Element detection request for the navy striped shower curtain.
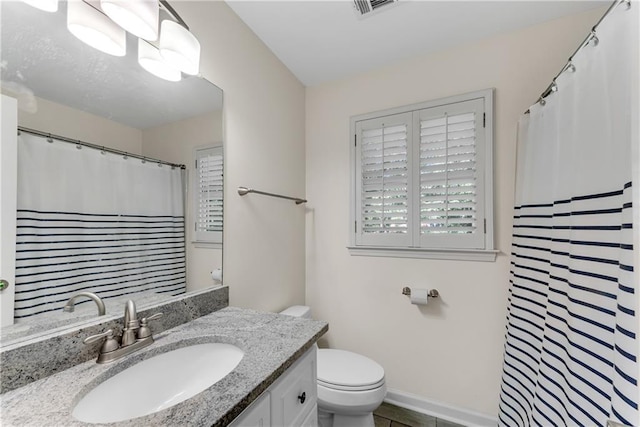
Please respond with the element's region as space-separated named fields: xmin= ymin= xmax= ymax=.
xmin=499 ymin=3 xmax=638 ymax=426
xmin=14 ymin=133 xmax=186 ymax=320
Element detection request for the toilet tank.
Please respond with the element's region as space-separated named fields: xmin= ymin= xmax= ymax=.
xmin=279 ymin=305 xmax=311 ymax=319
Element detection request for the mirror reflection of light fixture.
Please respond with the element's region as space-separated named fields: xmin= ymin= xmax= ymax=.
xmin=67 ymin=0 xmax=126 ymax=57
xmin=20 ymin=0 xmax=59 ymax=12
xmin=138 ymin=39 xmax=181 ymax=82
xmin=48 ymin=0 xmax=201 ymax=80
xmin=159 ymin=20 xmax=200 ymax=76
xmin=100 ymin=0 xmax=159 ymax=41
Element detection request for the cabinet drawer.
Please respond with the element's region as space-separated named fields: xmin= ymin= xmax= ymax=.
xmin=270 ymin=347 xmax=317 ymax=426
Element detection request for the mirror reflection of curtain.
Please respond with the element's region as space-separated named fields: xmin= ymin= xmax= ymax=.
xmin=14 ymin=133 xmax=186 ymax=321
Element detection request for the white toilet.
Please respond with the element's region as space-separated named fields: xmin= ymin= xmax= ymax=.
xmin=280 ymin=306 xmax=386 ymax=427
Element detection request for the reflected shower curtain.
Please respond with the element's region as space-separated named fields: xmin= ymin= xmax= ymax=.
xmin=499 ymin=4 xmax=638 ymax=426
xmin=14 ymin=134 xmax=186 ymax=320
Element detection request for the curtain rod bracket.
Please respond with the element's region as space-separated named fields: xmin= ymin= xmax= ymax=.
xmin=523 ymin=0 xmax=625 ymax=114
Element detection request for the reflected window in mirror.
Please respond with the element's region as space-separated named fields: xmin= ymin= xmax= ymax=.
xmin=194 ymin=144 xmax=223 ymax=246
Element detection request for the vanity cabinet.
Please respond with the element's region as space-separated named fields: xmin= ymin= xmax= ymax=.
xmin=231 ymin=346 xmax=317 ymax=427
xmin=0 ymin=308 xmax=328 ymax=426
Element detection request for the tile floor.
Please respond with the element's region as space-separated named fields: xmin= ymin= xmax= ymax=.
xmin=373 ymin=402 xmax=466 ymax=427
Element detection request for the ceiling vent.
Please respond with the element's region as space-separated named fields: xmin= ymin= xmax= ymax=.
xmin=353 ymin=0 xmax=399 ymax=17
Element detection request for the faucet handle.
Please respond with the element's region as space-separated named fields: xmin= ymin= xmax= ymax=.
xmin=84 ymin=329 xmax=119 ymax=353
xmin=138 ymin=312 xmax=163 ymax=339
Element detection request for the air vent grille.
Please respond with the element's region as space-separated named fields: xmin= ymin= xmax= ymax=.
xmin=353 ymin=0 xmax=398 ymax=16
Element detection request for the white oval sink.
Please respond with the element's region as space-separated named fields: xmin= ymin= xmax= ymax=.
xmin=73 ymin=342 xmax=244 ymax=423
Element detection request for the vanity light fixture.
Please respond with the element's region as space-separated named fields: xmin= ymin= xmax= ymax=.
xmin=67 ymin=0 xmax=126 ymax=57
xmin=62 ymin=0 xmax=199 ymax=80
xmin=138 ymin=39 xmax=181 ymax=82
xmin=20 ymin=0 xmax=59 ymax=12
xmin=159 ymin=19 xmax=200 ymax=75
xmin=100 ymin=0 xmax=159 ymax=41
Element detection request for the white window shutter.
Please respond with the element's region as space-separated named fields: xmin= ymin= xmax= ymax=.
xmin=195 ymin=146 xmax=223 ymax=243
xmin=355 ymin=112 xmax=413 ymax=247
xmin=349 ymin=89 xmax=494 ymax=259
xmin=416 ymin=98 xmax=485 ymax=249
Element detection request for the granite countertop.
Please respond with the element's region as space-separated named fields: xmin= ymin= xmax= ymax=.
xmin=0 ymin=307 xmax=328 ymax=427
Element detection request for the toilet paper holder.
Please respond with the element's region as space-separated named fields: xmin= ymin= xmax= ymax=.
xmin=402 ymin=287 xmax=439 ymax=298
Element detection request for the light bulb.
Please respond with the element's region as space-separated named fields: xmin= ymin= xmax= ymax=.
xmin=138 ymin=39 xmax=181 ymax=82
xmin=100 ymin=0 xmax=159 ymax=41
xmin=159 ymin=20 xmax=200 ymax=76
xmin=67 ymin=0 xmax=126 ymax=57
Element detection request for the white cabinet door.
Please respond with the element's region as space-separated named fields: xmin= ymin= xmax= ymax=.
xmin=229 ymin=347 xmax=318 ymax=427
xmin=0 ymin=94 xmax=17 ymax=327
xmin=270 ymin=347 xmax=317 ymax=426
xmin=230 ymin=392 xmax=271 ymax=427
xmin=300 ymin=403 xmax=318 ymax=427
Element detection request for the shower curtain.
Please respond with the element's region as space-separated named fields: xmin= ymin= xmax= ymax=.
xmin=499 ymin=3 xmax=637 ymax=427
xmin=14 ymin=133 xmax=186 ymax=320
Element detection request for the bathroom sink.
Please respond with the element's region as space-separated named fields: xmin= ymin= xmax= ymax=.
xmin=72 ymin=342 xmax=244 ymax=423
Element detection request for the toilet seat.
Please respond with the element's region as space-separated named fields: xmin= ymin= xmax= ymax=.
xmin=318 ymin=378 xmax=386 ymax=392
xmin=317 ymin=349 xmax=385 ymax=392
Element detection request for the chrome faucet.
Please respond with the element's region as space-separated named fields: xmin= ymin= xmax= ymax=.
xmin=83 ymin=299 xmax=163 ymax=364
xmin=63 ymin=292 xmax=106 ymax=316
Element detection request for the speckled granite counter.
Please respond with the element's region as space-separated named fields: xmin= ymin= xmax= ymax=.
xmin=0 ymin=307 xmax=328 ymax=427
xmin=1 ymin=286 xmax=230 ymax=393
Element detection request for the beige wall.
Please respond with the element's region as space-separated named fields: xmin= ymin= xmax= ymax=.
xmin=142 ymin=111 xmax=223 ymax=292
xmin=18 ymin=96 xmax=142 ymax=154
xmin=305 ymin=8 xmax=605 ymax=417
xmin=174 ymin=1 xmax=306 ymax=310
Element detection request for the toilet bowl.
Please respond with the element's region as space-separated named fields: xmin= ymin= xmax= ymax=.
xmin=280 ymin=306 xmax=386 ymax=427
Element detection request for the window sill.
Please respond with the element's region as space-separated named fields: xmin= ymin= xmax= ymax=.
xmin=347 ymin=246 xmax=499 ymax=262
xmin=192 ymin=241 xmax=222 ymax=249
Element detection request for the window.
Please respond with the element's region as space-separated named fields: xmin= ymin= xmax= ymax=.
xmin=194 ymin=145 xmax=223 ymax=245
xmin=349 ymin=89 xmax=496 ymax=261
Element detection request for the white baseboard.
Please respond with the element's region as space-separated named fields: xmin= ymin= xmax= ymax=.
xmin=384 ymin=388 xmax=498 ymax=427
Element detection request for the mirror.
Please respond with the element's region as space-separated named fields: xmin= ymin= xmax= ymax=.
xmin=0 ymin=1 xmax=224 ymax=344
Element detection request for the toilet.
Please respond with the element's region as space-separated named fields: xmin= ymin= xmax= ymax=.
xmin=280 ymin=306 xmax=386 ymax=427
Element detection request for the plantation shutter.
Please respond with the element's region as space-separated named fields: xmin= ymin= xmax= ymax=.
xmin=350 ymin=90 xmax=493 ymax=258
xmin=195 ymin=145 xmax=223 ymax=243
xmin=355 ymin=112 xmax=413 ymax=247
xmin=416 ymin=98 xmax=485 ymax=248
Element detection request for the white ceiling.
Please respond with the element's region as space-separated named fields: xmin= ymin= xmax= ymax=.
xmin=226 ymin=0 xmax=609 ymax=87
xmin=1 ymin=1 xmax=607 ymax=127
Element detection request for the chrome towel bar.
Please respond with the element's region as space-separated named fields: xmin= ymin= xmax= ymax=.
xmin=238 ymin=187 xmax=307 ymax=205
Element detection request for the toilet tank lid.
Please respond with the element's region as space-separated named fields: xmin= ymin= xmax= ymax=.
xmin=279 ymin=305 xmax=311 ymax=318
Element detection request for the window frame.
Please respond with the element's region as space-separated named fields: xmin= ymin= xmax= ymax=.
xmin=348 ymin=89 xmax=497 ymax=261
xmin=192 ymin=143 xmax=223 ymax=247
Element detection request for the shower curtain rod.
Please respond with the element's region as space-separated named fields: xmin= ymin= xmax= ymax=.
xmin=17 ymin=126 xmax=186 ymax=170
xmin=524 ymin=0 xmax=630 ymax=114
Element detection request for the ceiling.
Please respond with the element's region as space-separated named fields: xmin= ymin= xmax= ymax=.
xmin=1 ymin=1 xmax=607 ymax=127
xmin=225 ymin=0 xmax=609 ymax=87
